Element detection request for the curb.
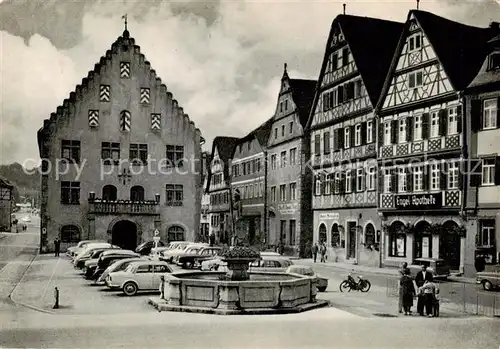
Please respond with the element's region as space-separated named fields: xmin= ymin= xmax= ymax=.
xmin=297 ymin=259 xmax=399 ymax=277
xmin=8 ymin=251 xmax=56 ymax=315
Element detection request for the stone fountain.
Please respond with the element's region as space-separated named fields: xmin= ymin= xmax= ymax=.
xmin=149 ymin=247 xmax=329 ymax=315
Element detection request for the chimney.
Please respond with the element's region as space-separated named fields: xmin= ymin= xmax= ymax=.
xmin=489 ymin=21 xmax=500 ymax=34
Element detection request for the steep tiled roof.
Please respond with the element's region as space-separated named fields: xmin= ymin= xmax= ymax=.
xmin=467 ymin=36 xmax=500 ymax=89
xmin=209 ymin=136 xmax=239 ymax=186
xmin=237 ymin=117 xmax=274 ymax=148
xmin=289 ymin=79 xmax=317 ymax=127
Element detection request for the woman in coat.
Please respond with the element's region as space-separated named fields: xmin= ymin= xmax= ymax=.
xmin=400 ymin=268 xmax=416 ymax=315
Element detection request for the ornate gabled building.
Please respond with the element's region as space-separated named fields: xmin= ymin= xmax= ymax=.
xmin=37 ymin=28 xmax=203 ymax=253
xmin=306 ymin=14 xmax=403 ymax=267
xmin=267 ymin=64 xmax=316 ymax=256
xmin=376 ymin=10 xmax=496 ymax=271
xmin=230 ymin=118 xmax=273 ymax=246
xmin=200 ymin=151 xmax=211 ymax=242
xmin=207 ymin=136 xmax=239 ymax=244
xmin=464 ymin=31 xmax=500 ymax=277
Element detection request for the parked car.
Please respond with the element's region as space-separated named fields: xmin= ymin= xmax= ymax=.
xmin=476 ymin=268 xmax=500 ymax=291
xmin=408 ymin=258 xmax=450 ymax=280
xmin=105 ymin=260 xmax=173 ymax=296
xmin=286 ymin=265 xmax=328 ymax=292
xmin=177 ymin=247 xmax=222 ymax=269
xmin=249 ymin=256 xmax=294 ymax=273
xmin=135 ymin=240 xmax=166 ymax=255
xmin=172 ymin=245 xmax=208 ymax=265
xmin=90 ymin=250 xmax=140 ymax=280
xmin=97 ymin=257 xmax=150 ymax=284
xmin=160 ymin=243 xmax=206 ymax=263
xmin=66 ymin=240 xmax=106 ymax=258
xmin=200 ymin=251 xmax=279 ymax=271
xmin=74 ymin=245 xmax=121 ymax=269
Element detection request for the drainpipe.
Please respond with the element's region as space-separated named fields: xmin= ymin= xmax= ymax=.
xmin=263 ymin=150 xmax=268 ymax=245
xmin=459 ymin=91 xmax=468 ymax=220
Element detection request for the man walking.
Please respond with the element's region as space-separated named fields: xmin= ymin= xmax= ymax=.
xmin=312 ymin=242 xmax=319 ymax=263
xmin=54 ymin=237 xmax=61 ymax=257
xmin=319 ymin=243 xmax=327 ymax=263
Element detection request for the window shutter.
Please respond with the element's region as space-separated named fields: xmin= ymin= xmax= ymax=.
xmin=406 ymin=117 xmax=413 ymax=142
xmin=438 ymin=109 xmax=447 ymax=136
xmin=422 ymin=113 xmax=429 ymax=139
xmin=372 ymin=121 xmax=377 ymax=144
xmin=350 ymin=126 xmax=355 ymax=147
xmin=361 ymin=122 xmax=367 ymax=145
xmin=340 ymin=172 xmax=346 ymax=193
xmin=390 ymin=169 xmax=397 ymax=193
xmin=440 ymin=163 xmax=447 ymax=190
xmin=314 ymin=134 xmax=321 ymax=155
xmin=423 ymin=165 xmax=429 ymax=190
xmin=456 ymin=105 xmax=463 ymax=133
xmin=313 ymin=176 xmax=318 ymax=196
xmin=395 ymin=169 xmax=400 ymax=192
xmin=406 ymin=169 xmax=413 ymax=192
xmin=320 ymin=174 xmax=326 ymax=195
xmin=351 ymin=170 xmax=356 ymax=192
xmin=495 ymin=157 xmax=500 ymax=185
xmin=332 ymin=129 xmax=339 ymax=151
xmin=497 ymin=97 xmax=500 ymax=128
xmin=391 ymin=120 xmax=398 ymax=144
xmin=471 ymin=99 xmax=482 ymax=132
xmin=378 ymin=121 xmax=384 ymax=147
xmin=338 ymin=128 xmax=345 ymax=149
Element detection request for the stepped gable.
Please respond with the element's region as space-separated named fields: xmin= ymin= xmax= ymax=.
xmin=288 ymin=79 xmax=317 ymax=127
xmin=37 ymin=29 xmax=200 ymax=157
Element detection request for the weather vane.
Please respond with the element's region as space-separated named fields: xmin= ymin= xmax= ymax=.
xmin=417 ymin=0 xmax=420 ymax=10
xmin=122 ymin=14 xmax=128 ymax=31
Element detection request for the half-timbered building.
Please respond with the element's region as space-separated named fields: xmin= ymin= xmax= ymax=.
xmin=0 ymin=178 xmax=13 ymax=232
xmin=267 ymin=64 xmax=316 ymax=256
xmin=464 ymin=32 xmax=500 ymax=277
xmin=200 ymin=151 xmax=211 ymax=242
xmin=376 ymin=10 xmax=496 ymax=272
xmin=307 ymin=15 xmax=403 ymax=267
xmin=37 ymin=28 xmax=203 ymax=252
xmin=207 ymin=136 xmax=239 ymax=244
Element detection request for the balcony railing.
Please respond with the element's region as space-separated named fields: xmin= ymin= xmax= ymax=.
xmin=88 ymin=198 xmax=160 ymax=215
xmin=379 ymin=134 xmax=462 ymax=158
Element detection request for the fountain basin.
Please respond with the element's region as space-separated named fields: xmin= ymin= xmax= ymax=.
xmin=150 ymin=270 xmax=329 ymax=315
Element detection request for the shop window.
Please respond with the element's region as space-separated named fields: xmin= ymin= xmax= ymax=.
xmin=319 ymin=224 xmax=327 ymax=243
xmin=388 ymin=222 xmax=406 ymax=257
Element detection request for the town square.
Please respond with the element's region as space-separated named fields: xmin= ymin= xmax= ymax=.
xmin=1 ymin=0 xmax=500 ymax=348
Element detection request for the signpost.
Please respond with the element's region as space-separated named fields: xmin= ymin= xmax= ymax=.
xmin=153 ymin=229 xmax=160 ymax=260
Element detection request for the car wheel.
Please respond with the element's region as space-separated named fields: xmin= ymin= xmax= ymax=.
xmin=483 ymin=280 xmax=493 ymax=291
xmin=123 ymin=282 xmax=138 ymax=296
xmin=318 ymin=286 xmax=327 ymax=292
xmin=185 ymin=261 xmax=193 ymax=269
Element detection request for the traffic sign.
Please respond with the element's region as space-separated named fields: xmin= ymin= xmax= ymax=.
xmin=154 ymin=229 xmax=159 ymax=236
xmin=153 ymin=236 xmax=160 ymax=242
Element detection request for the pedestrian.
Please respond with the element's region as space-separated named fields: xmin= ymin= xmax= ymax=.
xmin=320 ymin=243 xmax=327 ymax=263
xmin=209 ymin=233 xmax=215 ymax=247
xmin=474 ymin=254 xmax=486 ymax=273
xmin=419 ymin=279 xmax=437 ymax=317
xmin=400 ymin=268 xmax=417 ymax=315
xmin=312 ymin=242 xmax=319 ymax=263
xmin=54 ymin=237 xmax=61 ymax=257
xmin=415 ymin=265 xmax=433 ymax=316
xmin=398 ymin=262 xmax=409 ymax=313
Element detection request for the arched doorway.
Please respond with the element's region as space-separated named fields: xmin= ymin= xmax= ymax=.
xmin=414 ymin=220 xmax=432 ymax=259
xmin=440 ymin=220 xmax=461 ymax=270
xmin=102 ymin=185 xmax=117 ymax=201
xmin=331 ymin=223 xmax=340 ymax=247
xmin=319 ymin=224 xmax=327 ymax=243
xmin=130 ymin=186 xmax=144 ymax=201
xmin=388 ymin=221 xmax=406 ymax=257
xmin=365 ymin=223 xmax=375 ymax=246
xmin=111 ymin=220 xmax=137 ymax=250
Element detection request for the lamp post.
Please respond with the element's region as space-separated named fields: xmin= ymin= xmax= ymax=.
xmin=153 ymin=229 xmax=160 ymax=260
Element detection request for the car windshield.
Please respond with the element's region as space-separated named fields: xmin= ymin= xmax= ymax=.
xmin=187 ymin=247 xmax=200 ymax=253
xmin=124 ymin=264 xmax=136 ymax=273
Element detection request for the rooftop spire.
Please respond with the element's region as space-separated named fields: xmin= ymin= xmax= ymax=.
xmin=122 ymin=14 xmax=128 ymax=31
xmin=282 ymin=62 xmax=289 ymax=80
xmin=416 ymin=0 xmax=420 ymax=10
xmin=343 ymin=3 xmax=346 ymax=15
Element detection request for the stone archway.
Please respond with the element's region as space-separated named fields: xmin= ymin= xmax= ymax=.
xmin=388 ymin=221 xmax=407 ymax=258
xmin=414 ymin=220 xmax=432 ymax=259
xmin=319 ymin=223 xmax=327 ymax=243
xmin=440 ymin=220 xmax=461 ymax=270
xmin=111 ymin=220 xmax=138 ymax=250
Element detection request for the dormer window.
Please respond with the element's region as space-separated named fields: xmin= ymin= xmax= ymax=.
xmin=408 ymin=33 xmax=421 ymax=52
xmin=488 ymin=53 xmax=500 ymax=70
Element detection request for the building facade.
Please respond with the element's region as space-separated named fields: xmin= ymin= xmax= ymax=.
xmin=376 ymin=10 xmax=495 ymax=271
xmin=307 ymin=15 xmax=403 ymax=267
xmin=37 ymin=29 xmax=203 ymax=253
xmin=200 ymin=151 xmax=211 ymax=242
xmin=230 ymin=119 xmax=273 ymax=245
xmin=267 ymin=64 xmax=316 ymax=256
xmin=0 ymin=178 xmax=13 ymax=232
xmin=207 ymin=137 xmax=239 ymax=244
xmin=464 ymin=33 xmax=500 ymax=276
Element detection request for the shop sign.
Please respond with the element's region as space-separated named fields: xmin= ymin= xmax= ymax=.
xmin=278 ymin=203 xmax=298 ymax=215
xmin=395 ymin=193 xmax=442 ymax=210
xmin=319 ymin=212 xmax=340 ymax=220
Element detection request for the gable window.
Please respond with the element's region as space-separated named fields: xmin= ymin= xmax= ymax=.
xmin=140 ymin=88 xmax=150 ymax=104
xmin=413 ymin=166 xmax=423 ymax=192
xmin=367 ymin=167 xmax=376 ymax=191
xmin=482 ymin=158 xmax=495 ymax=186
xmin=384 ymin=122 xmax=392 ymax=146
xmin=322 ymin=90 xmax=337 ymax=111
xmin=398 ymin=167 xmax=407 ymax=193
xmin=408 ymin=70 xmax=423 ymax=88
xmin=289 ymin=182 xmax=297 ymax=200
xmin=323 ymin=131 xmax=331 ymax=154
xmin=289 ymin=121 xmax=293 ymax=133
xmin=398 ymin=118 xmax=407 ymax=143
xmin=448 ymin=161 xmax=459 ymax=189
xmin=344 ymin=127 xmax=350 ymax=148
xmin=61 ymin=181 xmax=80 ymax=205
xmin=331 ymin=53 xmax=338 ymax=71
xmin=383 ymin=169 xmax=392 ymax=193
xmin=366 ymin=120 xmax=373 ymax=144
xmin=430 ymin=111 xmax=439 ymax=138
xmin=166 ymin=145 xmax=184 ymax=167
xmin=290 ymin=148 xmax=297 ymax=166
xmin=483 ymin=99 xmax=497 ymax=129
xmin=354 ymin=124 xmax=362 ymax=146
xmin=129 ymin=144 xmax=148 ymax=165
xmin=165 ymin=184 xmax=183 ymax=206
xmin=274 ymin=128 xmax=278 ymax=139
xmin=61 ymin=140 xmax=81 ymax=164
xmin=408 ymin=33 xmax=422 ymax=52
xmin=488 ymin=54 xmax=500 ymax=70
xmin=414 ymin=114 xmax=422 ymax=140
xmin=430 ymin=163 xmax=440 ymax=190
xmin=120 ymin=62 xmax=130 ymax=78
xmin=280 ymin=151 xmax=287 ymax=168
xmin=101 ymin=142 xmax=120 ymax=165
xmin=271 ymin=186 xmax=276 ymax=202
xmin=281 ymin=125 xmax=285 ymax=137
xmin=279 ymin=184 xmax=286 ymax=201
xmin=342 ymin=48 xmax=349 ymax=66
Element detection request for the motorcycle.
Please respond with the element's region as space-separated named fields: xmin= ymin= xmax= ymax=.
xmin=339 ymin=272 xmax=371 ymax=292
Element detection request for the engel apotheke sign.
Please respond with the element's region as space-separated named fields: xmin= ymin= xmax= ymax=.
xmin=395 ymin=193 xmax=442 ymax=210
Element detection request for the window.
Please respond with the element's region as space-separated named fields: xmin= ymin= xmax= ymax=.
xmin=119 ymin=110 xmax=131 ymax=131
xmin=408 ymin=70 xmax=423 ymax=88
xmin=448 ymin=107 xmax=458 ymax=135
xmin=430 ymin=111 xmax=439 ymax=138
xmin=271 ymin=186 xmax=277 ymax=202
xmin=389 ymin=232 xmax=406 ymax=257
xmin=130 ymin=186 xmax=145 ymax=201
xmin=61 ymin=181 xmax=80 ymax=205
xmin=280 ymin=151 xmax=287 ymax=167
xmin=271 ymin=154 xmax=277 ymax=170
xmin=260 ymin=182 xmax=264 ymax=197
xmin=333 ymin=172 xmax=341 ymax=194
xmin=256 ymin=158 xmax=261 ymax=172
xmin=408 ymin=33 xmax=421 ymax=52
xmin=315 ymin=176 xmax=322 ymax=196
xmin=324 ymin=175 xmax=331 ymax=195
xmin=289 ymin=122 xmax=293 ymax=133
xmin=279 ymin=184 xmax=286 ymax=201
xmin=478 ymin=220 xmax=495 ymax=248
xmin=167 ymin=226 xmax=185 ymax=242
xmin=140 ymin=88 xmax=150 ymax=104
xmin=101 ymin=142 xmax=120 ymax=164
xmin=99 ymin=85 xmax=110 ymax=102
xmin=129 ymin=144 xmax=148 ymax=165
xmin=61 ymin=140 xmax=81 ymax=163
xmin=342 ymin=47 xmax=349 ymax=66
xmin=488 ymin=54 xmax=500 ymax=70
xmin=398 ymin=118 xmax=407 ymax=143
xmin=281 ymin=125 xmax=285 ymax=137
xmin=345 ymin=170 xmax=352 ymax=193
xmin=354 ymin=124 xmax=362 ymax=146
xmin=331 ymin=53 xmax=338 ymax=71
xmin=398 ymin=167 xmax=407 ymax=193
xmin=384 ymin=122 xmax=391 ymax=146
xmin=323 ymin=131 xmax=331 ymax=154
xmin=290 ymin=148 xmax=297 ymax=166
xmin=331 ymin=224 xmax=340 ymax=247
xmin=384 ymin=169 xmax=392 ymax=193
xmin=274 ymin=128 xmax=278 ymax=139
xmin=448 ymin=161 xmax=459 ymax=189
xmin=165 ymin=185 xmax=183 ymax=206
xmin=232 ymin=164 xmax=239 ymax=177
xmin=366 ymin=120 xmax=373 ymax=144
xmin=354 ymin=79 xmax=363 ymax=99
xmin=414 ymin=114 xmax=422 ymax=140
xmin=364 ymin=224 xmax=376 ymax=246
xmin=314 ymin=134 xmax=321 ymax=156
xmin=120 ymin=62 xmax=130 ymax=78
xmin=356 ymin=168 xmax=364 ymax=192
xmin=166 ymin=145 xmax=184 ymax=167
xmin=60 ymin=225 xmax=80 ymax=243
xmin=367 ymin=167 xmax=376 ymax=191
xmin=284 ymin=100 xmax=288 ymax=111
xmin=289 ymin=220 xmax=296 ymax=245
xmin=413 ymin=166 xmax=423 ymax=192
xmin=483 ymin=99 xmax=497 ymax=129
xmin=482 ymin=158 xmax=495 ymax=185
xmin=102 ymin=185 xmax=117 ymax=201
xmin=344 ymin=127 xmax=350 ymax=148
xmin=289 ymin=182 xmax=297 ymax=200
xmin=430 ymin=163 xmax=440 ymax=190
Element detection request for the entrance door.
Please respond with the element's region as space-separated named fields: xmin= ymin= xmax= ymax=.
xmin=440 ymin=221 xmax=462 ymax=271
xmin=347 ymin=222 xmax=356 ymax=259
xmin=112 ymin=220 xmax=138 ymax=250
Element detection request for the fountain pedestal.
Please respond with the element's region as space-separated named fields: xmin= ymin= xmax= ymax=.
xmin=223 ymin=258 xmax=255 ymax=281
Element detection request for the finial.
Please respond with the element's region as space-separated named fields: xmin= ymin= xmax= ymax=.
xmin=343 ymin=3 xmax=346 ymax=15
xmin=284 ymin=62 xmax=287 ymax=73
xmin=416 ymin=0 xmax=420 ymax=10
xmin=122 ymin=14 xmax=128 ymax=31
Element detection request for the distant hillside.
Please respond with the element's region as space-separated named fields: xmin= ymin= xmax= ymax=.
xmin=0 ymin=163 xmax=40 ymax=199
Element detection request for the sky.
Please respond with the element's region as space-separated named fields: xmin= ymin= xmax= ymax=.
xmin=1 ymin=0 xmax=500 ymax=166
